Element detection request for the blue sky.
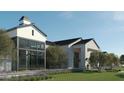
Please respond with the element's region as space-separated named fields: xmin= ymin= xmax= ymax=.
xmin=0 ymin=11 xmax=124 ymax=56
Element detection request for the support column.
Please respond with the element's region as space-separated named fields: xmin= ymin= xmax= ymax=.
xmin=68 ymin=47 xmax=74 ymax=69
xmin=26 ymin=50 xmax=28 ymax=70
xmin=16 ymin=37 xmax=19 ymax=71
xmin=44 ymin=43 xmax=46 ymax=70
xmin=80 ymin=45 xmax=86 ymax=70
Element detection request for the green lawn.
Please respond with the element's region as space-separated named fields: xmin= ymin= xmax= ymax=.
xmin=47 ymin=71 xmax=124 ymax=81
xmin=6 ymin=67 xmax=124 ymax=81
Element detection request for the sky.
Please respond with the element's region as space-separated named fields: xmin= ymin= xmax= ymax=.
xmin=0 ymin=11 xmax=124 ymax=56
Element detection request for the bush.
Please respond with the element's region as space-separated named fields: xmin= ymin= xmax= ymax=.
xmin=116 ymin=71 xmax=124 ymax=78
xmin=89 ymin=51 xmax=120 ymax=71
xmin=46 ymin=46 xmax=67 ymax=69
xmin=106 ymin=69 xmax=121 ymax=72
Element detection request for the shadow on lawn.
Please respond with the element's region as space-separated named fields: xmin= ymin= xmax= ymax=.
xmin=71 ymin=70 xmax=100 ymax=74
xmin=115 ymin=71 xmax=124 ymax=78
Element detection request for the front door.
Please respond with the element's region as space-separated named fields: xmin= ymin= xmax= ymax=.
xmin=29 ymin=51 xmax=37 ymax=70
xmin=74 ymin=52 xmax=80 ymax=68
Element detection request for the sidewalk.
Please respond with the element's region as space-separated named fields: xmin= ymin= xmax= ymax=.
xmin=0 ymin=70 xmax=47 ymax=79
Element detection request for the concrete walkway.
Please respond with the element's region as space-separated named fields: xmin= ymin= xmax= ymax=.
xmin=0 ymin=70 xmax=47 ymax=79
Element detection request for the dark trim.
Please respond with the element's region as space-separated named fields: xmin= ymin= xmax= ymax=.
xmin=46 ymin=41 xmax=56 ymax=45
xmin=7 ymin=24 xmax=31 ymax=32
xmin=17 ymin=36 xmax=45 ymax=43
xmin=92 ymin=39 xmax=100 ymax=49
xmin=73 ymin=38 xmax=100 ymax=49
xmin=47 ymin=37 xmax=100 ymax=49
xmin=53 ymin=37 xmax=82 ymax=45
xmin=32 ymin=24 xmax=47 ymax=37
xmin=19 ymin=48 xmax=45 ymax=52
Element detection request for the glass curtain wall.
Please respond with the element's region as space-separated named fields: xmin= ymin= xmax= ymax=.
xmin=18 ymin=38 xmax=45 ymax=70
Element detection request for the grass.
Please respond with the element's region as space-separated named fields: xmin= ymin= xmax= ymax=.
xmin=6 ymin=71 xmax=124 ymax=81
xmin=5 ymin=67 xmax=124 ymax=81
xmin=47 ymin=71 xmax=124 ymax=81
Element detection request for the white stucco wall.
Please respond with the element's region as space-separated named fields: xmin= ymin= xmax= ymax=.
xmin=86 ymin=40 xmax=100 ymax=57
xmin=85 ymin=40 xmax=100 ymax=64
xmin=7 ymin=26 xmax=47 ymax=42
xmin=17 ymin=26 xmax=47 ymax=42
xmin=86 ymin=40 xmax=99 ymax=51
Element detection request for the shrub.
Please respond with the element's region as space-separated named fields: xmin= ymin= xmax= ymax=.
xmin=106 ymin=69 xmax=121 ymax=72
xmin=116 ymin=71 xmax=124 ymax=78
xmin=89 ymin=51 xmax=120 ymax=71
xmin=46 ymin=46 xmax=67 ymax=69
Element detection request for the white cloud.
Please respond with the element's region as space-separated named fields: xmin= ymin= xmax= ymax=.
xmin=113 ymin=12 xmax=124 ymax=21
xmin=59 ymin=12 xmax=74 ymax=19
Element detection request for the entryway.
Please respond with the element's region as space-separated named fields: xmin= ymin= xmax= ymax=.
xmin=73 ymin=48 xmax=81 ymax=68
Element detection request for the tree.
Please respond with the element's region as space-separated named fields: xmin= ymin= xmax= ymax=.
xmin=112 ymin=54 xmax=119 ymax=67
xmin=89 ymin=51 xmax=99 ymax=69
xmin=46 ymin=46 xmax=67 ymax=69
xmin=0 ymin=29 xmax=14 ymax=58
xmin=98 ymin=52 xmax=108 ymax=70
xmin=89 ymin=51 xmax=120 ymax=71
xmin=120 ymin=55 xmax=124 ymax=64
xmin=107 ymin=53 xmax=119 ymax=68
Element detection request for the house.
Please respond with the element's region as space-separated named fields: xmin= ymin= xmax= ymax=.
xmin=0 ymin=16 xmax=100 ymax=72
xmin=47 ymin=37 xmax=100 ymax=70
xmin=6 ymin=16 xmax=47 ymax=71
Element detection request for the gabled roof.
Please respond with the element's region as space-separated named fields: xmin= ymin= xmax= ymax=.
xmin=46 ymin=37 xmax=100 ymax=49
xmin=53 ymin=37 xmax=82 ymax=45
xmin=74 ymin=38 xmax=100 ymax=49
xmin=46 ymin=41 xmax=56 ymax=45
xmin=7 ymin=23 xmax=47 ymax=37
xmin=74 ymin=38 xmax=93 ymax=44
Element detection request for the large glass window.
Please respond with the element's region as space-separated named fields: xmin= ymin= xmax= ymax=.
xmin=19 ymin=38 xmax=45 ymax=50
xmin=29 ymin=51 xmax=37 ymax=69
xmin=19 ymin=38 xmax=27 ymax=48
xmin=18 ymin=38 xmax=45 ymax=70
xmin=19 ymin=50 xmax=26 ymax=70
xmin=37 ymin=42 xmax=45 ymax=50
xmin=37 ymin=51 xmax=44 ymax=67
xmin=19 ymin=50 xmax=45 ymax=70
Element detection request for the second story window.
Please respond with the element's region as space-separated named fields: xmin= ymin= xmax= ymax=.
xmin=32 ymin=30 xmax=34 ymax=36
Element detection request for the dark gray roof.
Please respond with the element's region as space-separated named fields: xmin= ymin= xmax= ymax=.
xmin=74 ymin=38 xmax=93 ymax=44
xmin=46 ymin=37 xmax=100 ymax=49
xmin=74 ymin=38 xmax=100 ymax=49
xmin=53 ymin=37 xmax=82 ymax=45
xmin=46 ymin=41 xmax=56 ymax=45
xmin=7 ymin=23 xmax=47 ymax=37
